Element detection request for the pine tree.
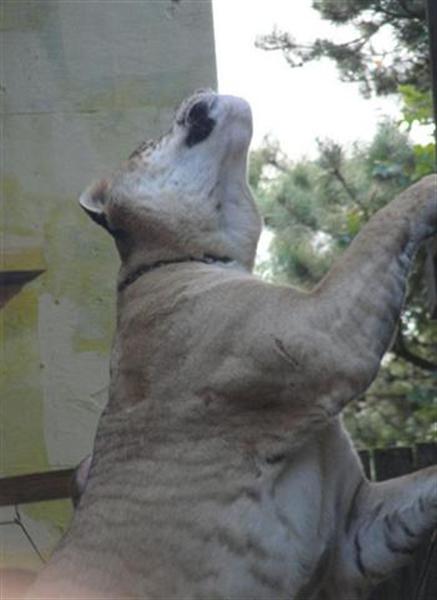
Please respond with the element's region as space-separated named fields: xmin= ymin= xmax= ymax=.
xmin=256 ymin=0 xmax=430 ymax=97
xmin=251 ymin=117 xmax=437 ymax=447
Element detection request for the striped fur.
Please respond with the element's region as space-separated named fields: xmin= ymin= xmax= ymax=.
xmin=28 ymin=92 xmax=437 ymax=599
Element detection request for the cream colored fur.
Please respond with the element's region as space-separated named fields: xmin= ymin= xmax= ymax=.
xmin=28 ymin=91 xmax=437 ymax=600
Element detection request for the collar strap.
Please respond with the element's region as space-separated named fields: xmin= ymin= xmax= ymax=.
xmin=118 ymin=255 xmax=233 ymax=293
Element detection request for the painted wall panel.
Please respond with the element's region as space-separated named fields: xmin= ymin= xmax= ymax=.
xmin=1 ymin=0 xmax=217 ymax=570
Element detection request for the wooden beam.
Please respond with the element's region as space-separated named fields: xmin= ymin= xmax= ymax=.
xmin=0 ymin=270 xmax=44 ymax=287
xmin=0 ymin=469 xmax=75 ymax=507
xmin=0 ymin=270 xmax=45 ymax=308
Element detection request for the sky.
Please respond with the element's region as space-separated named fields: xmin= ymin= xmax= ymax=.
xmin=212 ymin=0 xmax=428 ymax=159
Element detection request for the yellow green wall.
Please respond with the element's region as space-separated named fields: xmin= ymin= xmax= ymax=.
xmin=1 ymin=0 xmax=217 ymax=570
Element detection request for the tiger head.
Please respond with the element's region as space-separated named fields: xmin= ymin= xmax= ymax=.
xmin=79 ymin=91 xmax=262 ymax=274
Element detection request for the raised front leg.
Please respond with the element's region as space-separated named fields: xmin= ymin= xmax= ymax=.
xmin=332 ymin=466 xmax=437 ymax=596
xmin=314 ymin=173 xmax=436 ymax=395
xmin=248 ymin=175 xmax=436 ymax=454
xmin=275 ymin=175 xmax=436 ymax=417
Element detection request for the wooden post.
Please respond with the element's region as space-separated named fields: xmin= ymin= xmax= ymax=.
xmin=426 ymin=0 xmax=437 ymax=319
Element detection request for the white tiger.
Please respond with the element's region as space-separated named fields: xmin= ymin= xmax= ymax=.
xmin=28 ymin=91 xmax=437 ymax=599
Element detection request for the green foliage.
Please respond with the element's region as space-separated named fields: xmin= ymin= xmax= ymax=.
xmin=399 ymin=85 xmax=433 ymax=127
xmin=254 ymin=0 xmax=436 ymax=448
xmin=412 ymin=143 xmax=435 ymax=178
xmin=256 ymin=0 xmax=430 ymax=97
xmin=251 ymin=120 xmax=437 ymax=448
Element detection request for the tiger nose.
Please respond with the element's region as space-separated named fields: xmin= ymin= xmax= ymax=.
xmin=217 ymin=95 xmax=252 ymax=123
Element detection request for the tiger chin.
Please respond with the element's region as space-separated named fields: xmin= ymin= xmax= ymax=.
xmin=27 ymin=91 xmax=437 ymax=600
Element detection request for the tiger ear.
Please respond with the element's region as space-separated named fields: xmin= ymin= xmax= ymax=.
xmin=79 ymin=179 xmax=110 ymax=230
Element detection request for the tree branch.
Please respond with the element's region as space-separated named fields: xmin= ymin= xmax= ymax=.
xmin=327 ymin=166 xmax=370 ymax=218
xmin=393 ymin=330 xmax=437 ymax=372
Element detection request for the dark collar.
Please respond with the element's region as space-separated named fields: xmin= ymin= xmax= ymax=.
xmin=118 ymin=255 xmax=233 ymax=293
